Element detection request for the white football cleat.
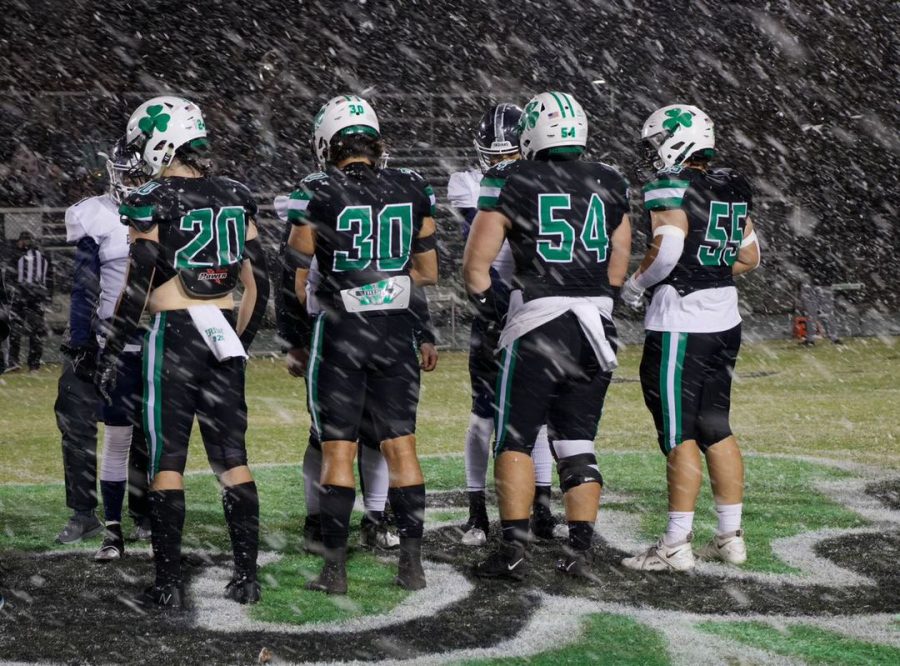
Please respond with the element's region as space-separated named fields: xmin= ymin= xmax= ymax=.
xmin=696 ymin=529 xmax=747 ymax=565
xmin=621 ymin=533 xmax=695 ymax=572
xmin=461 ymin=526 xmax=487 ymax=547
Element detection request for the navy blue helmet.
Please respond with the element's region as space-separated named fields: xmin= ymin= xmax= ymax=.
xmin=474 ymin=103 xmax=523 ymax=172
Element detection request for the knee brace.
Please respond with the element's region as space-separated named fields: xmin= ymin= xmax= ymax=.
xmin=554 ymin=440 xmax=603 ymax=493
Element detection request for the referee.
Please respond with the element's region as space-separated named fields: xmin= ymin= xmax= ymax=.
xmin=7 ymin=231 xmax=52 ymax=372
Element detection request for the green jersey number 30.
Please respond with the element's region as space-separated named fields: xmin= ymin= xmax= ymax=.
xmin=334 ymin=203 xmax=413 ymax=272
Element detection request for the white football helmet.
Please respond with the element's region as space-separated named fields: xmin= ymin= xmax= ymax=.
xmin=641 ymin=104 xmax=715 ymax=170
xmin=311 ymin=95 xmax=380 ymax=168
xmin=518 ymin=91 xmax=588 ymax=160
xmin=125 ymin=96 xmax=207 ymax=176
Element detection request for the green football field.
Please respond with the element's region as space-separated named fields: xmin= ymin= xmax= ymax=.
xmin=0 ymin=337 xmax=898 ymax=665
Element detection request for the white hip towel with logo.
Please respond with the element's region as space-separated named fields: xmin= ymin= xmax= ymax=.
xmin=187 ymin=305 xmax=248 ymax=361
xmin=498 ymin=292 xmax=618 ymax=372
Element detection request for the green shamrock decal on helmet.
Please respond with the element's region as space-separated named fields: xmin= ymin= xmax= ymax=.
xmin=662 ymin=108 xmax=693 ymax=132
xmin=518 ymin=100 xmax=540 ymax=133
xmin=138 ymin=105 xmax=171 ymax=136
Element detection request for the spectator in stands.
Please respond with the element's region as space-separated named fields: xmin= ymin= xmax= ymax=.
xmin=7 ymin=231 xmax=52 ymax=372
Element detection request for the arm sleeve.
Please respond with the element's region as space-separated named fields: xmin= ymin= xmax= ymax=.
xmin=68 ymin=237 xmax=101 ymax=348
xmin=239 ymin=236 xmax=270 ymax=350
xmin=632 ymin=225 xmax=686 ymax=289
xmin=103 ymin=239 xmax=158 ymax=359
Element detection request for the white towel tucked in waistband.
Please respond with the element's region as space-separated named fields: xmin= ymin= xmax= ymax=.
xmin=187 ymin=305 xmax=247 ymax=361
xmin=498 ymin=291 xmax=618 ymax=372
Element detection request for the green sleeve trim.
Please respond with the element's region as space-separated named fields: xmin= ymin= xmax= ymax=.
xmin=644 ymin=197 xmax=685 ymax=210
xmin=642 ymin=179 xmax=690 ymax=192
xmin=119 ymin=204 xmax=155 ymax=221
xmin=478 ymin=195 xmax=499 ymax=210
xmin=481 ymin=177 xmax=507 ymax=188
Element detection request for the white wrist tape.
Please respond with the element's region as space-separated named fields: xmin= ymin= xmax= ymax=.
xmin=633 ymin=225 xmax=685 ymax=289
xmin=741 ymin=231 xmax=757 ymax=248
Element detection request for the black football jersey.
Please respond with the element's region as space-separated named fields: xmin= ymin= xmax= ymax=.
xmin=287 ymin=164 xmax=436 ymax=313
xmin=477 ymin=158 xmax=629 ymax=300
xmin=642 ymin=166 xmax=752 ymax=295
xmin=119 ymin=175 xmax=257 ymax=294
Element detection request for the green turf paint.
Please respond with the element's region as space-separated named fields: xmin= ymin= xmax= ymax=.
xmin=698 ymin=621 xmax=900 ymax=665
xmin=464 ymin=613 xmax=670 ymax=665
xmin=250 ymin=551 xmax=409 ymax=625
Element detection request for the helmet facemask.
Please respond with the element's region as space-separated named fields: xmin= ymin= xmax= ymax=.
xmin=103 ymin=138 xmax=147 ymax=203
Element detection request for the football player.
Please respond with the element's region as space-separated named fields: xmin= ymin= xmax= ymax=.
xmin=463 ymin=91 xmax=632 ymax=580
xmin=97 ymin=96 xmax=270 ymax=607
xmin=449 ymin=103 xmax=563 ymax=546
xmin=620 ymin=105 xmax=760 ymax=572
xmin=286 ymin=94 xmax=438 ymax=594
xmin=273 ymin=198 xmax=437 ymax=552
xmin=57 ymin=139 xmax=152 ymax=558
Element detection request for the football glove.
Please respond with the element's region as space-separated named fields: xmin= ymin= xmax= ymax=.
xmin=94 ymin=351 xmax=118 ymax=404
xmin=621 ymin=276 xmax=646 ymax=311
xmin=61 ymin=343 xmax=98 ymax=383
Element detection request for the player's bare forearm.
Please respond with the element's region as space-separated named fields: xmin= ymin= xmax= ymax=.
xmin=463 ymin=210 xmax=508 ymax=294
xmin=733 ymin=218 xmax=760 ymax=276
xmin=411 ymin=249 xmax=438 ymax=286
xmin=294 ymin=268 xmax=309 ymax=306
xmin=236 ymin=259 xmax=256 ymax=335
xmin=608 ymin=214 xmax=632 ymax=287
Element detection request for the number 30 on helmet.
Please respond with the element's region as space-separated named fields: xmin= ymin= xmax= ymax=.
xmin=517 ymin=91 xmax=588 ymax=160
xmin=311 ymin=95 xmax=380 ymax=169
xmin=125 ymin=96 xmax=208 ymax=176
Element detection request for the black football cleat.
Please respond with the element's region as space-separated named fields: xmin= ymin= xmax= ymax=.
xmin=139 ymin=583 xmax=187 ymax=609
xmin=94 ymin=523 xmax=125 ymax=561
xmin=474 ymin=540 xmax=528 ymax=581
xmin=306 ymin=548 xmax=348 ymax=595
xmin=556 ymin=548 xmax=598 ymax=581
xmin=395 ymin=538 xmax=426 ymax=590
xmin=225 ymin=575 xmax=261 ymax=604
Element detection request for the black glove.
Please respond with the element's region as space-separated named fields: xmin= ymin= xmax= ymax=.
xmin=94 ymin=350 xmax=118 ymax=404
xmin=60 ymin=343 xmax=98 ymax=383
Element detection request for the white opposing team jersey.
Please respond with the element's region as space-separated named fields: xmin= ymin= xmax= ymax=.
xmin=447 ymin=168 xmax=482 ymax=209
xmin=274 ymin=195 xmax=322 ymax=315
xmin=644 ymin=285 xmax=741 ymax=333
xmin=65 ymin=194 xmax=129 ymax=321
xmin=448 ymin=168 xmax=514 ymax=283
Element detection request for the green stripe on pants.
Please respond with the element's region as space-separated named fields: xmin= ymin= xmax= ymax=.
xmin=306 ymin=314 xmax=325 ymax=438
xmin=673 ymin=333 xmax=688 ymax=445
xmin=142 ymin=312 xmax=167 ymax=479
xmin=659 ymin=332 xmax=672 ymax=452
xmin=493 ymin=340 xmax=519 ymax=455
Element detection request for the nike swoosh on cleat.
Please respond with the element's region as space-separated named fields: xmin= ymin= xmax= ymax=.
xmin=565 ymin=561 xmax=575 ymax=571
xmin=666 ymin=551 xmax=682 ymax=558
xmin=507 ymin=558 xmax=523 ymax=570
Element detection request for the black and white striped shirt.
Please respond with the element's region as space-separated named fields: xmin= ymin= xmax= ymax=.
xmin=16 ymin=249 xmax=50 ymax=287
